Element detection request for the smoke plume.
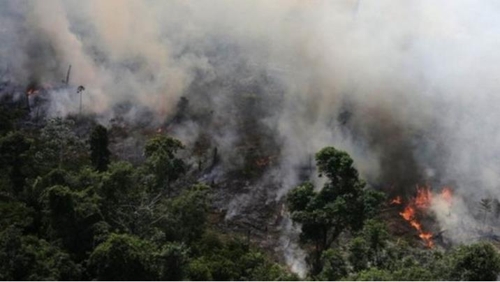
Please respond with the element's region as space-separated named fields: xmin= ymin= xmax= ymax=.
xmin=2 ymin=0 xmax=500 ymax=273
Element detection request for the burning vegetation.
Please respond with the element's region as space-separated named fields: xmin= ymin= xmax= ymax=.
xmin=391 ymin=185 xmax=453 ymax=248
xmin=3 ymin=1 xmax=500 ymax=280
xmin=2 ymin=71 xmax=500 ymax=280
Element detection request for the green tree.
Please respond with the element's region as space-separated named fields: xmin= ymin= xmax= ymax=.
xmin=318 ymin=249 xmax=348 ymax=280
xmin=157 ymin=184 xmax=211 ymax=243
xmin=90 ymin=124 xmax=111 ymax=172
xmin=42 ymin=185 xmax=77 ymax=241
xmin=287 ymin=147 xmax=385 ymax=274
xmin=448 ymin=242 xmax=500 ymax=281
xmin=348 ymin=237 xmax=370 ymax=272
xmin=375 ymin=241 xmax=449 ymax=280
xmin=40 ymin=185 xmax=102 ymax=258
xmin=88 ymin=233 xmax=156 ymax=280
xmin=28 ymin=168 xmax=75 ymax=215
xmin=144 ymin=135 xmax=186 ymax=196
xmin=154 ymin=242 xmax=189 ymax=280
xmin=0 ymin=131 xmax=33 ymax=193
xmin=361 ymin=219 xmax=390 ymax=266
xmin=0 ymin=107 xmax=23 ymax=136
xmin=392 ymin=265 xmax=436 ymax=281
xmin=0 ymin=227 xmax=81 ymax=280
xmin=187 ymin=258 xmax=213 ymax=281
xmin=98 ymin=161 xmax=143 ymax=233
xmin=0 ymin=201 xmax=34 ymax=231
xmin=187 ymin=231 xmax=296 ymax=281
xmin=35 ymin=118 xmax=86 ymax=172
xmin=249 ymin=263 xmax=299 ymax=281
xmin=350 ymin=267 xmax=393 ymax=281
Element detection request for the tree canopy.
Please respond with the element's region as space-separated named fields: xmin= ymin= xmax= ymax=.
xmin=0 ymin=115 xmax=297 ymax=280
xmin=90 ymin=124 xmax=111 ymax=172
xmin=287 ymin=146 xmax=385 ymax=275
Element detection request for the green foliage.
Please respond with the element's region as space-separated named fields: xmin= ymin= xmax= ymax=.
xmin=5 ymin=117 xmax=500 ymax=282
xmin=28 ymin=168 xmax=76 ymax=212
xmin=190 ymin=234 xmax=247 ymax=280
xmin=392 ymin=265 xmax=435 ymax=281
xmin=448 ymin=242 xmax=500 ymax=281
xmin=0 ymin=201 xmax=34 ymax=230
xmin=361 ymin=219 xmax=390 ymax=266
xmin=0 ymin=106 xmax=23 ymax=136
xmin=187 ymin=257 xmax=214 ymax=280
xmin=90 ymin=124 xmax=111 ymax=172
xmin=144 ymin=135 xmax=186 ymax=194
xmin=155 ymin=242 xmax=189 ymax=280
xmin=318 ymin=249 xmax=348 ymax=281
xmin=39 ymin=168 xmax=74 ymax=188
xmin=315 ymin=147 xmax=359 ymax=186
xmin=0 ymin=131 xmax=33 ymax=193
xmin=159 ymin=184 xmax=211 ymax=243
xmin=287 ymin=182 xmax=315 ymax=212
xmin=88 ymin=233 xmax=156 ymax=280
xmin=361 ymin=189 xmax=387 ymax=224
xmin=0 ymin=227 xmax=81 ymax=280
xmin=350 ymin=267 xmax=393 ymax=281
xmin=287 ymin=146 xmax=385 ymax=274
xmin=0 ymin=117 xmax=297 ymax=281
xmin=348 ymin=237 xmax=370 ymax=272
xmin=381 ymin=242 xmax=450 ymax=280
xmin=98 ymin=161 xmax=143 ymax=232
xmin=362 ymin=220 xmax=389 ymax=251
xmin=40 ymin=185 xmax=102 ymax=258
xmin=34 ymin=118 xmax=87 ymax=172
xmin=250 ymin=262 xmax=299 ymax=281
xmin=42 ymin=185 xmax=76 ymax=235
xmin=187 ymin=231 xmax=293 ymax=281
xmin=336 ymin=237 xmax=500 ymax=281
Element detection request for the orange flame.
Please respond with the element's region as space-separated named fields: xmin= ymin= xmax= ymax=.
xmin=394 ymin=185 xmax=453 ymax=248
xmin=419 ymin=232 xmax=434 ymax=248
xmin=390 ymin=196 xmax=402 ymax=205
xmin=399 ymin=205 xmax=415 ymax=221
xmin=414 ymin=185 xmax=432 ymax=209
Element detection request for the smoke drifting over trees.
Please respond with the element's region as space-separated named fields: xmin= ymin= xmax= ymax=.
xmin=2 ymin=0 xmax=500 ymax=272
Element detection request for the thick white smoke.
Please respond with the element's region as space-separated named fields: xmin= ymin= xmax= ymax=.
xmin=2 ymin=0 xmax=500 ymax=273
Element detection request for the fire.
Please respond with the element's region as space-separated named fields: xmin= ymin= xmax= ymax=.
xmin=410 ymin=220 xmax=421 ymax=230
xmin=419 ymin=232 xmax=434 ymax=248
xmin=399 ymin=205 xmax=414 ymax=221
xmin=390 ymin=196 xmax=402 ymax=205
xmin=391 ymin=185 xmax=453 ymax=248
xmin=414 ymin=185 xmax=432 ymax=209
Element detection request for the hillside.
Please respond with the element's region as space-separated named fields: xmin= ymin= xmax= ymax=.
xmin=3 ymin=1 xmax=500 ymax=280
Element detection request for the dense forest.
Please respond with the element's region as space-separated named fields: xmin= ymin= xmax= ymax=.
xmin=1 ymin=104 xmax=500 ymax=281
xmin=3 ymin=1 xmax=500 ymax=281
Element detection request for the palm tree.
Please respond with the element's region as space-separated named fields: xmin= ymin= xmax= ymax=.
xmin=479 ymin=198 xmax=492 ymax=229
